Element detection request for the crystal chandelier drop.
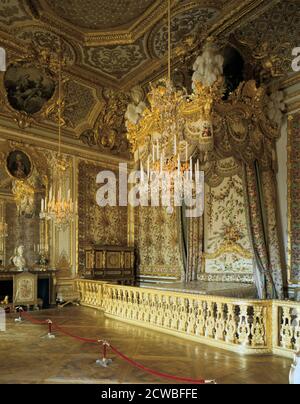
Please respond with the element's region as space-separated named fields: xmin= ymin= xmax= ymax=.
xmin=40 ymin=41 xmax=75 ymax=230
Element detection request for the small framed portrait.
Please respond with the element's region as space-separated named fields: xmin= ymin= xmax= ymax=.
xmin=6 ymin=150 xmax=33 ymax=180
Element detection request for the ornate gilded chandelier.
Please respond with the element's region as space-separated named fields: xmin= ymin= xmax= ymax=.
xmin=40 ymin=156 xmax=74 ymax=231
xmin=126 ymin=0 xmax=224 ymax=202
xmin=40 ymin=41 xmax=75 ymax=230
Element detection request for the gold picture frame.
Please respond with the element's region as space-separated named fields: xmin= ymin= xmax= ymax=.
xmin=0 ymin=43 xmax=62 ymax=129
xmin=6 ymin=149 xmax=33 ymax=181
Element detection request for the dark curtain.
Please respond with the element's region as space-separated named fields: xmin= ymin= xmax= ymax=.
xmin=243 ymin=162 xmax=284 ymax=299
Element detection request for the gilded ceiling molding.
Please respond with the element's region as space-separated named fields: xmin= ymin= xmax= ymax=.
xmin=285 ymin=90 xmax=300 ymax=103
xmin=0 ymin=0 xmax=284 ymax=91
xmin=82 ymin=37 xmax=148 ymax=80
xmin=0 ymin=0 xmax=32 ymax=27
xmin=25 ymin=0 xmax=171 ymax=47
xmin=280 ymin=73 xmax=300 ymax=90
xmin=121 ymin=0 xmax=282 ymax=90
xmin=287 ymin=100 xmax=300 ymax=114
xmin=0 ymin=121 xmax=130 ymax=171
xmin=147 ymin=5 xmax=220 ymax=59
xmin=13 ymin=24 xmax=78 ymax=65
xmin=0 ymin=30 xmax=25 ymax=58
xmin=234 ymin=0 xmax=299 ymax=77
xmin=208 ymin=0 xmax=281 ymax=38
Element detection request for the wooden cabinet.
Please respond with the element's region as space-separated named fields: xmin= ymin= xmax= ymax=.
xmin=85 ymin=246 xmax=135 ymax=284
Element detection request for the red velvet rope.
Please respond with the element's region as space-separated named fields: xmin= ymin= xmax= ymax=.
xmin=20 ymin=310 xmax=48 ymax=325
xmin=110 ymin=345 xmax=206 ymax=384
xmin=52 ymin=323 xmax=98 ymax=344
xmin=19 ymin=311 xmax=211 ymax=384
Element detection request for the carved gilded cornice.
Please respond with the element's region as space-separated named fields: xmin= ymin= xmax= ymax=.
xmin=287 ymin=100 xmax=300 ymax=114
xmin=121 ymin=0 xmax=282 ymax=90
xmin=0 ymin=119 xmax=130 ymax=170
xmin=0 ymin=0 xmax=285 ymax=91
xmin=208 ymin=0 xmax=281 ymax=38
xmin=280 ymin=73 xmax=300 ymax=90
xmin=26 ymin=0 xmax=170 ymax=47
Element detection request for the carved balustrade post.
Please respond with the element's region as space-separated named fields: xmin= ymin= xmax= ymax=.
xmin=294 ymin=307 xmax=300 ymax=352
xmin=195 ymin=301 xmax=206 ymax=336
xmin=251 ymin=306 xmax=266 ymax=347
xmin=215 ymin=302 xmax=225 ymax=341
xmin=280 ymin=306 xmax=294 ymax=350
xmin=237 ymin=305 xmax=251 ymax=346
xmin=187 ymin=298 xmax=196 ymax=335
xmin=225 ymin=303 xmax=237 ymax=344
xmin=205 ymin=301 xmax=215 ymax=338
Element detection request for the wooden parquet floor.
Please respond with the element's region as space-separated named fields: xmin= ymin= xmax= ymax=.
xmin=0 ymin=306 xmax=292 ymax=384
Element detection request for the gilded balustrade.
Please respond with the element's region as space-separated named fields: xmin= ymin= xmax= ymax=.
xmin=75 ymin=280 xmax=106 ymax=309
xmin=76 ymin=280 xmax=300 ymax=358
xmin=272 ymin=301 xmax=300 ymax=356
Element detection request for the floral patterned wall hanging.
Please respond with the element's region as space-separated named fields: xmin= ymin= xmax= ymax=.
xmin=203 ymin=173 xmax=254 ymax=282
xmin=288 ymin=113 xmax=300 ymax=284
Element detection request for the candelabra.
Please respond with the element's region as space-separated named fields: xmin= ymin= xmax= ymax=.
xmin=40 ymin=181 xmax=75 ymax=231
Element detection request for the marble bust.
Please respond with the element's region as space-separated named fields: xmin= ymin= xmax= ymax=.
xmin=12 ymin=245 xmax=26 ymax=271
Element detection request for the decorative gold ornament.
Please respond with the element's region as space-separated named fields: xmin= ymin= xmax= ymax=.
xmin=80 ymin=89 xmax=130 ymax=156
xmin=12 ymin=180 xmax=35 ymax=217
